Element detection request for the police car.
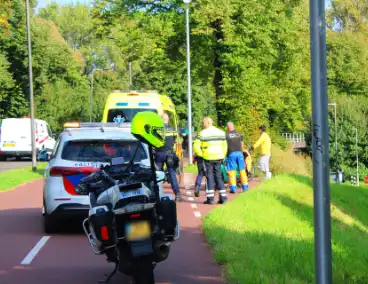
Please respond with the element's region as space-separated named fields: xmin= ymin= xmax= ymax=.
xmin=42 ymin=121 xmax=152 ymax=233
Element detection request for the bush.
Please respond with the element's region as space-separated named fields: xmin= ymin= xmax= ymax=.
xmin=269 ymin=143 xmax=312 ymax=177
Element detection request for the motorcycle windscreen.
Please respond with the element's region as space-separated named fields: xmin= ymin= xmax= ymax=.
xmin=59 ymin=139 xmax=148 ymax=195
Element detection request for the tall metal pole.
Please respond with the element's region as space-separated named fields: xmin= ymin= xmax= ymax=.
xmin=309 ymin=0 xmax=333 ymax=282
xmin=355 ymin=127 xmax=359 ymax=187
xmin=129 ymin=62 xmax=132 ymax=90
xmin=90 ymin=68 xmax=106 ymax=122
xmin=184 ymin=0 xmax=193 ymax=164
xmin=90 ymin=70 xmax=94 ymax=122
xmin=26 ymin=0 xmax=37 ymax=171
xmin=334 ymin=104 xmax=337 ymax=182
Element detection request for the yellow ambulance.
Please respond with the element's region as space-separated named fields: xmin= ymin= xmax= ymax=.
xmin=102 ymin=90 xmax=184 ymax=183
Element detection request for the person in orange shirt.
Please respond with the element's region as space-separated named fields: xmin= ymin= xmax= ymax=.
xmin=250 ymin=125 xmax=272 ymax=179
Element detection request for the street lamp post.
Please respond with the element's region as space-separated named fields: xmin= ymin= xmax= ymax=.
xmin=328 ymin=103 xmax=338 ymax=182
xmin=90 ymin=68 xmax=106 ymax=122
xmin=26 ymin=0 xmax=36 ymax=171
xmin=129 ymin=62 xmax=132 ymax=90
xmin=183 ymin=0 xmax=193 ymax=165
xmin=309 ymin=0 xmax=333 ymax=282
xmin=354 ymin=127 xmax=359 ymax=187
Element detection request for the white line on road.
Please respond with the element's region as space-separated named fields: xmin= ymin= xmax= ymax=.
xmin=188 ymin=197 xmax=194 ymax=201
xmin=187 ymin=191 xmax=192 ymax=195
xmin=194 ymin=211 xmax=202 ymax=218
xmin=191 ymin=203 xmax=197 ymax=209
xmin=20 ymin=236 xmax=50 ymax=265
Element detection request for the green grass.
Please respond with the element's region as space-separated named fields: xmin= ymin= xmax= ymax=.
xmin=202 ymin=175 xmax=368 ymax=284
xmin=0 ymin=162 xmax=48 ymax=191
xmin=184 ymin=164 xmax=198 ymax=174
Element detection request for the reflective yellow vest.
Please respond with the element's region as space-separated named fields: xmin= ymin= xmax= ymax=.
xmin=193 ymin=126 xmax=227 ymax=160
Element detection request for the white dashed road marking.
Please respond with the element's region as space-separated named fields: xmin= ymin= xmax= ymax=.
xmin=194 ymin=211 xmax=202 ymax=218
xmin=188 ymin=197 xmax=194 ymax=201
xmin=191 ymin=203 xmax=197 ymax=209
xmin=20 ymin=236 xmax=50 ymax=265
xmin=187 ymin=191 xmax=192 ymax=195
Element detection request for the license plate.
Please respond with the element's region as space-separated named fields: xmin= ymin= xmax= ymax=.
xmin=125 ymin=220 xmax=151 ymax=241
xmin=3 ymin=143 xmax=15 ymax=147
xmin=120 ymin=188 xmax=145 ymax=199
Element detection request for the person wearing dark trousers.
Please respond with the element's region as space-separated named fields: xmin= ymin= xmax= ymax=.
xmin=193 ymin=123 xmax=205 ymax=197
xmin=193 ymin=154 xmax=206 ymax=197
xmin=193 ymin=117 xmax=228 ymax=204
xmin=155 ymin=113 xmax=182 ymax=202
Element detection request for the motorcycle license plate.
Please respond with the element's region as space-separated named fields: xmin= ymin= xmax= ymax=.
xmin=120 ymin=188 xmax=145 ymax=199
xmin=125 ymin=220 xmax=151 ymax=241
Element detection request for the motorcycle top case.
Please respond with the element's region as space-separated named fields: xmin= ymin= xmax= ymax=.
xmin=89 ymin=208 xmax=117 ymax=247
xmin=155 ymin=196 xmax=177 ymax=238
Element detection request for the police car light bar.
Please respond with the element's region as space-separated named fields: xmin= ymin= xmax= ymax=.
xmin=64 ymin=122 xmax=80 ymax=128
xmin=64 ymin=122 xmax=131 ymax=129
xmin=112 ymin=90 xmax=158 ymax=93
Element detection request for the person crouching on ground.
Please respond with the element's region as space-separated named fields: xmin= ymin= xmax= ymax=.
xmin=193 ymin=117 xmax=228 ymax=204
xmin=225 ymin=122 xmax=248 ymax=193
xmin=250 ymin=125 xmax=272 ymax=179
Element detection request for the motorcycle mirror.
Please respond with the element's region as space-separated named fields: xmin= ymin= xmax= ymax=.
xmin=156 ymin=171 xmax=165 ymax=182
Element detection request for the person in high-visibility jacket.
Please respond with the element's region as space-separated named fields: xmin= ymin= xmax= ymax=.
xmin=193 ymin=117 xmax=228 ymax=204
xmin=225 ymin=122 xmax=248 ymax=193
xmin=155 ymin=112 xmax=182 ymax=201
xmin=250 ymin=125 xmax=272 ymax=179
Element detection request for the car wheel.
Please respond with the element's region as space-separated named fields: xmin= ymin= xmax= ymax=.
xmin=44 ymin=213 xmax=58 ymax=234
xmin=43 ymin=201 xmax=58 ymax=234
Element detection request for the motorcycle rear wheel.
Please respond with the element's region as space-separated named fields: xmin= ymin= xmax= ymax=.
xmin=132 ymin=256 xmax=155 ymax=284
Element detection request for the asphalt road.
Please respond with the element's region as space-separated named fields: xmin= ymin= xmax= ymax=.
xmin=0 ymin=174 xmax=260 ymax=284
xmin=0 ymin=158 xmax=31 ymax=173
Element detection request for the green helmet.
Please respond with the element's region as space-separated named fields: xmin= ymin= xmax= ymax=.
xmin=131 ymin=111 xmax=166 ymax=148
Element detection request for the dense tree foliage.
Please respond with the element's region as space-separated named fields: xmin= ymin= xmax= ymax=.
xmin=0 ymin=0 xmax=367 ymax=176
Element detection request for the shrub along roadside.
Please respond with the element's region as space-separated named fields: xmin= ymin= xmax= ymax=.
xmin=0 ymin=163 xmax=47 ymax=191
xmin=269 ymin=143 xmax=312 ymax=177
xmin=202 ymin=175 xmax=368 ymax=284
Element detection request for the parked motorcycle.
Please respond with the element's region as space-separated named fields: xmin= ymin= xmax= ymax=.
xmin=76 ymin=112 xmax=180 ymax=284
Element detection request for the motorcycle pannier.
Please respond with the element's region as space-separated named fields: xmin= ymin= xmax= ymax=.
xmin=89 ymin=209 xmax=117 ymax=246
xmin=156 ymin=196 xmax=177 ymax=237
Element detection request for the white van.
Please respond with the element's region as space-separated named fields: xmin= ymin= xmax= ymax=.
xmin=0 ymin=117 xmax=56 ymax=161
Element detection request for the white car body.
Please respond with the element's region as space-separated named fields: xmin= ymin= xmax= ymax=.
xmin=42 ymin=123 xmax=164 ymax=231
xmin=0 ymin=117 xmax=56 ymax=160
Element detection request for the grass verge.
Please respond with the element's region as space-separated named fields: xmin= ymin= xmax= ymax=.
xmin=0 ymin=162 xmax=47 ymax=192
xmin=202 ymin=174 xmax=368 ymax=284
